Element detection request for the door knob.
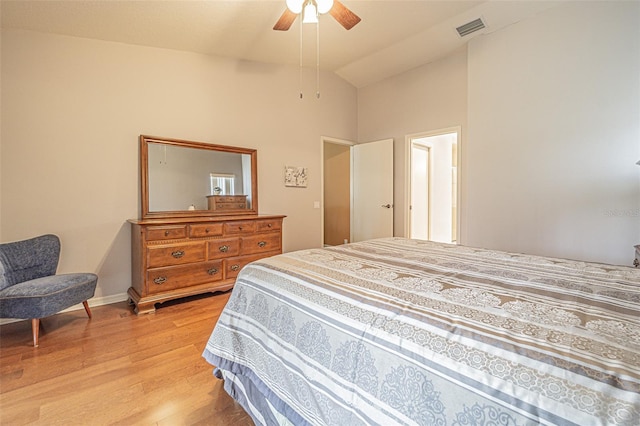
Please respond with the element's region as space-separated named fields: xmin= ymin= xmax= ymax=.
xmin=381 ymin=204 xmax=392 ymax=208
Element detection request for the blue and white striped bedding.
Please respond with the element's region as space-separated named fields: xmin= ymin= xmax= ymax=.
xmin=203 ymin=238 xmax=640 ymax=425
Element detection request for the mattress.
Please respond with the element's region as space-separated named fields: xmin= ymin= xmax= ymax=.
xmin=203 ymin=238 xmax=640 ymax=425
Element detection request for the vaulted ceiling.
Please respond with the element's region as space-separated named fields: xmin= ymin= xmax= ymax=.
xmin=1 ymin=1 xmax=562 ymax=87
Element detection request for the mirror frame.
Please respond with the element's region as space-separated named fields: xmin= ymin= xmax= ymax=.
xmin=140 ymin=135 xmax=258 ymax=219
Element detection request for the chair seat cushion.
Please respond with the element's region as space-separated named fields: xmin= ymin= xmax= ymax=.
xmin=0 ymin=273 xmax=98 ymax=319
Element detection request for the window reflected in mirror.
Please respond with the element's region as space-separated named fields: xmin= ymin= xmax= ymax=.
xmin=210 ymin=173 xmax=235 ymax=196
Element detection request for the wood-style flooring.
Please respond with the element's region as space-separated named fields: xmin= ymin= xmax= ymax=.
xmin=0 ymin=292 xmax=254 ymax=425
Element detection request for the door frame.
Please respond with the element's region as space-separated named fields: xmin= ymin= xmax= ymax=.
xmin=321 ymin=136 xmax=355 ymax=246
xmin=404 ymin=126 xmax=462 ymax=243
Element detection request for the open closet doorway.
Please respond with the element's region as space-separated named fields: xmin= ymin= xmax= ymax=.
xmin=322 ymin=139 xmax=353 ymax=246
xmin=322 ymin=137 xmax=394 ymax=246
xmin=406 ymin=128 xmax=460 ymax=243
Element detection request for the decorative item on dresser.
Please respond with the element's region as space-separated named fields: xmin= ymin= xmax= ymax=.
xmin=129 ymin=135 xmax=285 ymax=314
xmin=634 ymin=244 xmax=639 ymax=267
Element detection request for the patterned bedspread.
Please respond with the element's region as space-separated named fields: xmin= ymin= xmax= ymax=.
xmin=203 ymin=238 xmax=640 ymax=425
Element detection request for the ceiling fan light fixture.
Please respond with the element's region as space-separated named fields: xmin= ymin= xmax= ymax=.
xmin=316 ymin=0 xmax=334 ymax=14
xmin=302 ymin=3 xmax=318 ymax=24
xmin=286 ymin=0 xmax=304 ymax=14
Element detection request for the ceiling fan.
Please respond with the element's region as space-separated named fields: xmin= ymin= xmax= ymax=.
xmin=273 ymin=0 xmax=361 ymax=31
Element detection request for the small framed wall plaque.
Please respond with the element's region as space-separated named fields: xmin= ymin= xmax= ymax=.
xmin=284 ymin=166 xmax=308 ymax=188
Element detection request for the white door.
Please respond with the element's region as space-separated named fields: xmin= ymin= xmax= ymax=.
xmin=351 ymin=139 xmax=394 ymax=242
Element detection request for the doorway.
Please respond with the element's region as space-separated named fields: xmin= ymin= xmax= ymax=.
xmin=406 ymin=128 xmax=460 ymax=243
xmin=322 ymin=137 xmax=394 ymax=246
xmin=323 ymin=140 xmax=352 ymax=246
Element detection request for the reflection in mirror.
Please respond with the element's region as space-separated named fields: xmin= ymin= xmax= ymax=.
xmin=148 ymin=143 xmax=252 ymax=211
xmin=210 ymin=173 xmax=236 ymax=196
xmin=140 ymin=135 xmax=258 ymax=218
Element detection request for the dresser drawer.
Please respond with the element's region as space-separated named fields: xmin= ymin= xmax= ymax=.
xmin=189 ymin=223 xmax=223 ymax=238
xmin=256 ymin=219 xmax=281 ymax=232
xmin=147 ymin=261 xmax=223 ymax=294
xmin=224 ymin=221 xmax=256 ymax=235
xmin=146 ymin=225 xmax=187 ymax=241
xmin=214 ymin=202 xmax=247 ymax=211
xmin=147 ymin=242 xmax=206 ymax=268
xmin=208 ymin=237 xmax=241 ymax=259
xmin=241 ymin=233 xmax=281 ymax=255
xmin=207 ymin=195 xmax=248 ymax=211
xmin=216 ymin=196 xmax=243 ymax=203
xmin=224 ymin=255 xmax=266 ymax=280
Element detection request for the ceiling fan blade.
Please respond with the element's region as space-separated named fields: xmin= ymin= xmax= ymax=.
xmin=273 ymin=9 xmax=297 ymax=31
xmin=330 ymin=0 xmax=361 ymax=30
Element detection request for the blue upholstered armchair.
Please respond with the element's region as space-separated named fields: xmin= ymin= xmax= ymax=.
xmin=0 ymin=234 xmax=98 ymax=347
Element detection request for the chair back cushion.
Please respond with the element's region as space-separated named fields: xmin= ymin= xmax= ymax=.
xmin=0 ymin=234 xmax=60 ymax=291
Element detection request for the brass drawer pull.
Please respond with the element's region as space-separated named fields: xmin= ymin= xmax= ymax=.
xmin=171 ymin=250 xmax=185 ymax=258
xmin=164 ymin=230 xmax=170 ymax=236
xmin=268 ymin=223 xmax=273 ymax=228
xmin=207 ymin=267 xmax=218 ymax=275
xmin=153 ymin=277 xmax=167 ymax=285
xmin=238 ymin=226 xmax=243 ymax=231
xmin=219 ymin=245 xmax=229 ymax=253
xmin=205 ymin=228 xmax=210 ymax=234
xmin=231 ymin=264 xmax=240 ymax=271
xmin=258 ymin=241 xmax=267 ymax=248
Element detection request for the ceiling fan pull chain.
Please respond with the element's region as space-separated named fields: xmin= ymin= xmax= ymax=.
xmin=299 ymin=18 xmax=303 ymax=99
xmin=316 ymin=20 xmax=320 ymax=99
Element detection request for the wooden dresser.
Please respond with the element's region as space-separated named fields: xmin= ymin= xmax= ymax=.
xmin=129 ymin=214 xmax=284 ymax=314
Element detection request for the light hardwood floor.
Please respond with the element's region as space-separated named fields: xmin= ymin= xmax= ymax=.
xmin=0 ymin=292 xmax=254 ymax=425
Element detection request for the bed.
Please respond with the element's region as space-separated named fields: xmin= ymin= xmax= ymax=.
xmin=202 ymin=237 xmax=640 ymax=425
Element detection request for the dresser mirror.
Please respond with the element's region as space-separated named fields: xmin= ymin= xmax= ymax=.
xmin=140 ymin=135 xmax=258 ymax=219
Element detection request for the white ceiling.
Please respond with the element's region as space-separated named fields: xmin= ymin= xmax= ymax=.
xmin=0 ymin=0 xmax=563 ymax=88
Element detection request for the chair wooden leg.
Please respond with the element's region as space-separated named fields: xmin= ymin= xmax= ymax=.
xmin=83 ymin=300 xmax=92 ymax=319
xmin=31 ymin=319 xmax=40 ymax=347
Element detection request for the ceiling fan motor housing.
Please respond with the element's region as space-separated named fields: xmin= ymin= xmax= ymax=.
xmin=274 ymin=0 xmax=360 ymax=32
xmin=287 ymin=0 xmax=334 ymax=15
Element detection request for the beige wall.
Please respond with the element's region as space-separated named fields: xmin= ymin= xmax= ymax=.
xmin=358 ymin=1 xmax=639 ymax=266
xmin=358 ymin=49 xmax=468 ymax=239
xmin=2 ymin=1 xmax=638 ymax=308
xmin=465 ymin=1 xmax=639 ymax=265
xmin=1 ymin=29 xmax=357 ymax=301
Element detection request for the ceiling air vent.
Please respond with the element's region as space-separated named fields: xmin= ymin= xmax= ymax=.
xmin=456 ymin=18 xmax=485 ymax=37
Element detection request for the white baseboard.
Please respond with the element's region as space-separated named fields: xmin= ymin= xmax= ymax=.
xmin=0 ymin=292 xmax=130 ymax=325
